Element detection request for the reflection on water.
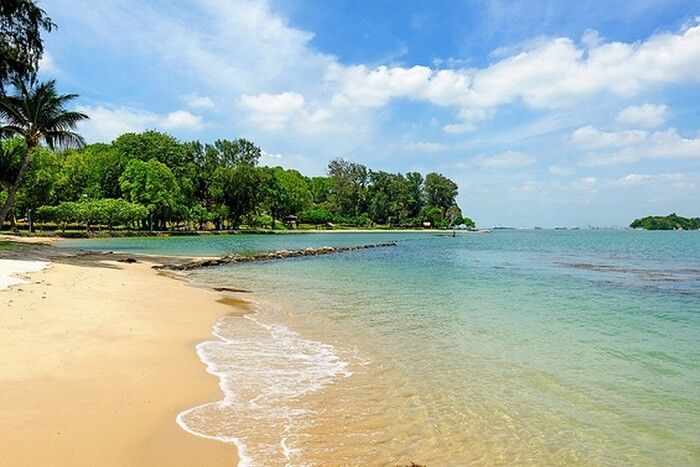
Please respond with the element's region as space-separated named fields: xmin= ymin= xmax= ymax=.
xmin=75 ymin=230 xmax=700 ymax=464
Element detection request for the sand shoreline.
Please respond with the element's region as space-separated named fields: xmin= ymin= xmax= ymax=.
xmin=0 ymin=245 xmax=239 ymax=465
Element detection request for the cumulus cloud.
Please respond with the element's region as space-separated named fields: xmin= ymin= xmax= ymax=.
xmin=580 ymin=127 xmax=700 ymax=165
xmin=327 ymin=21 xmax=700 ymax=126
xmin=616 ymin=103 xmax=668 ymax=128
xmin=570 ymin=125 xmax=648 ymax=148
xmin=239 ymin=92 xmax=305 ymax=130
xmin=161 ymin=110 xmax=204 ymax=130
xmin=58 ymin=1 xmax=700 ymax=151
xmin=181 ymin=92 xmax=215 ymax=109
xmin=76 ymin=105 xmax=204 ymax=142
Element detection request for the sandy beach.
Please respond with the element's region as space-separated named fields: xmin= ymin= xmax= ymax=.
xmin=0 ymin=246 xmax=238 ymax=465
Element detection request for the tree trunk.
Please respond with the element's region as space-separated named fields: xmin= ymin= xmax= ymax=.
xmin=0 ymin=145 xmax=33 ymax=231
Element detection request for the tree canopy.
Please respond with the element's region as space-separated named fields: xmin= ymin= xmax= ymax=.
xmin=0 ymin=0 xmax=54 ymax=93
xmin=630 ymin=213 xmax=700 ymax=230
xmin=1 ymin=129 xmax=470 ymax=232
xmin=0 ymin=79 xmax=87 ymax=228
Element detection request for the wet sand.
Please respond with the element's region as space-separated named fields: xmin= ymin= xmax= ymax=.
xmin=0 ymin=253 xmax=238 ymax=465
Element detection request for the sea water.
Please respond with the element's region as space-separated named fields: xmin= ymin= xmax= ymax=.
xmin=65 ymin=230 xmax=700 ymax=465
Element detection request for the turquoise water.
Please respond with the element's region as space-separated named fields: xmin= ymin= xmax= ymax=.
xmin=66 ymin=231 xmax=700 ymax=464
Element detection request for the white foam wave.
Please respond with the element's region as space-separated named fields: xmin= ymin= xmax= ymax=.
xmin=177 ymin=303 xmax=351 ymax=466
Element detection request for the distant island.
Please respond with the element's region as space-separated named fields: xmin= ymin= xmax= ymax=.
xmin=630 ymin=213 xmax=700 ymax=230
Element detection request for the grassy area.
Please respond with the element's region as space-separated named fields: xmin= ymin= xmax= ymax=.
xmin=0 ymin=240 xmax=15 ymax=251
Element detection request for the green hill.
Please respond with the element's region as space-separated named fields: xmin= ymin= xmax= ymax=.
xmin=630 ymin=213 xmax=700 ymax=230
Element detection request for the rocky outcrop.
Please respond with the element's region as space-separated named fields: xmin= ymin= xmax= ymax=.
xmin=154 ymin=242 xmax=397 ymax=271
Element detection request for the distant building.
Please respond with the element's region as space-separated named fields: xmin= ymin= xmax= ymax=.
xmin=283 ymin=215 xmax=298 ymax=229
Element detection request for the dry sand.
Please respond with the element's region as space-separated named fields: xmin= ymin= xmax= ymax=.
xmin=0 ymin=255 xmax=238 ymax=466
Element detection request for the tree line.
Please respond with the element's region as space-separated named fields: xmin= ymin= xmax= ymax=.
xmin=1 ymin=129 xmax=472 ymax=232
xmin=630 ymin=213 xmax=700 ymax=231
xmin=0 ymin=1 xmax=472 ymax=233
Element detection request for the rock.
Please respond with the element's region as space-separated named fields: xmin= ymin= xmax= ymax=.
xmin=154 ymin=241 xmax=398 ymax=270
xmin=213 ymin=286 xmax=252 ymax=293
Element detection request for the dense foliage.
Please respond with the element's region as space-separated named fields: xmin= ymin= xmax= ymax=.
xmin=0 ymin=0 xmax=54 ymax=93
xmin=630 ymin=213 xmax=700 ymax=230
xmin=0 ymin=130 xmax=471 ymax=232
xmin=0 ymin=79 xmax=87 ymax=228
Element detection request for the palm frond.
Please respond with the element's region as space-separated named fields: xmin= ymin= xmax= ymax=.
xmin=42 ymin=111 xmax=89 ymax=132
xmin=0 ymin=78 xmax=89 ymax=146
xmin=0 ymin=125 xmax=27 ymax=139
xmin=0 ymin=96 xmax=26 ymax=126
xmin=43 ymin=130 xmax=86 ymax=150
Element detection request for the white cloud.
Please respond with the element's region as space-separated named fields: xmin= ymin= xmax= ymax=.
xmin=571 ymin=125 xmax=648 ymax=148
xmin=582 ymin=127 xmax=700 ymax=165
xmin=613 ymin=173 xmax=680 ymax=186
xmin=647 ymin=128 xmax=700 ymax=158
xmin=611 ymin=173 xmax=695 ymax=191
xmin=57 ymin=1 xmax=700 ymax=158
xmin=161 ymin=110 xmax=204 ymax=131
xmin=76 ymin=105 xmax=204 ymax=142
xmin=327 ymin=64 xmax=434 ymax=107
xmin=574 ymin=176 xmax=598 ymax=191
xmin=181 ymin=93 xmax=215 ymax=109
xmin=549 ymin=164 xmax=575 ymax=176
xmin=327 ymin=21 xmax=700 ymax=127
xmin=38 ymin=51 xmax=59 ymax=75
xmin=442 ymin=122 xmax=475 ymax=134
xmin=239 ymin=92 xmax=305 ymax=130
xmin=616 ymin=103 xmax=668 ymax=128
xmin=458 ymin=151 xmax=535 ymax=169
xmin=404 ymin=141 xmax=450 ymax=153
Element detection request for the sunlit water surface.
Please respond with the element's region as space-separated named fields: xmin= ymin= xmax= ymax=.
xmin=66 ymin=231 xmax=700 ymax=465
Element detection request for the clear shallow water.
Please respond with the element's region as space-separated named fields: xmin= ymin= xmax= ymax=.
xmin=67 ymin=231 xmax=700 ymax=465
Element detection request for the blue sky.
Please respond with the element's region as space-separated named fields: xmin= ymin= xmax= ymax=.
xmin=41 ymin=0 xmax=699 ymax=227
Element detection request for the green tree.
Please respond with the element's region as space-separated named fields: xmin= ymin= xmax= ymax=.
xmin=630 ymin=213 xmax=700 ymax=230
xmin=368 ymin=171 xmax=411 ymax=226
xmin=420 ymin=205 xmax=443 ymax=228
xmin=56 ymin=143 xmax=124 ymax=200
xmin=308 ymin=176 xmax=335 ymax=206
xmin=264 ymin=167 xmax=311 ymax=227
xmin=328 ymin=157 xmax=368 ymax=217
xmin=298 ymin=208 xmax=333 ymax=225
xmin=113 ymin=131 xmax=184 ymax=167
xmin=14 ymin=146 xmax=61 ymax=218
xmin=0 ymin=79 xmax=87 ymax=229
xmin=209 ymin=164 xmax=265 ymax=228
xmin=211 ymin=138 xmax=261 ymax=166
xmin=0 ymin=0 xmax=54 ymax=93
xmin=37 ymin=199 xmax=148 ymax=232
xmin=404 ymin=172 xmax=424 ymax=219
xmin=119 ymin=159 xmax=181 ymax=230
xmin=0 ymin=137 xmax=23 ymax=191
xmin=445 ymin=205 xmax=464 ymax=227
xmin=424 ymin=172 xmax=458 ymax=216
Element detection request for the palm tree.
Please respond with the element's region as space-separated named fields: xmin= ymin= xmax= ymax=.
xmin=0 ymin=79 xmax=87 ymax=229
